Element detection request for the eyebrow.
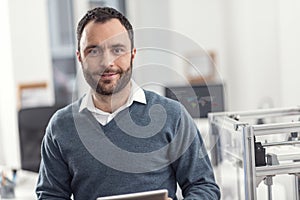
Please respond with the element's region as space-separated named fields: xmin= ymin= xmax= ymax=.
xmin=110 ymin=43 xmax=128 ymax=49
xmin=83 ymin=43 xmax=129 ymax=53
xmin=84 ymin=45 xmax=101 ymax=51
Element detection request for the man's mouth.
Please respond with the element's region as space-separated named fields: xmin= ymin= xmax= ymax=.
xmin=101 ymin=72 xmax=117 ymax=77
xmin=100 ymin=70 xmax=120 ymax=79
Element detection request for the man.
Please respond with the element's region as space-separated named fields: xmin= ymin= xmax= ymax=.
xmin=36 ymin=7 xmax=220 ymax=200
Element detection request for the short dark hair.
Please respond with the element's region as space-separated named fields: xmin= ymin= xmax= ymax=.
xmin=76 ymin=7 xmax=134 ymax=51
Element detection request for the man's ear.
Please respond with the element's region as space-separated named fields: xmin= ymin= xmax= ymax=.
xmin=76 ymin=50 xmax=82 ymax=63
xmin=131 ymin=48 xmax=137 ymax=60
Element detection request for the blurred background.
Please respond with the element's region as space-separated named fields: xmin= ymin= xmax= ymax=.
xmin=0 ymin=0 xmax=300 ymax=198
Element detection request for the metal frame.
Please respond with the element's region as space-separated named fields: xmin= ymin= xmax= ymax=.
xmin=208 ymin=106 xmax=300 ymax=200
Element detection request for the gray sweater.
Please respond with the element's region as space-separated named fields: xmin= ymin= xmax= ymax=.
xmin=36 ymin=90 xmax=220 ymax=200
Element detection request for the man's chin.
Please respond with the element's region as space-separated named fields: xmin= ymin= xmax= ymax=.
xmin=95 ymin=86 xmax=115 ymax=96
xmin=95 ymin=74 xmax=131 ymax=96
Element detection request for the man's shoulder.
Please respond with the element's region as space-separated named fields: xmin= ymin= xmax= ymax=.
xmin=49 ymin=98 xmax=82 ymax=124
xmin=143 ymin=90 xmax=184 ymax=117
xmin=144 ymin=89 xmax=181 ymax=107
xmin=143 ymin=89 xmax=194 ymax=120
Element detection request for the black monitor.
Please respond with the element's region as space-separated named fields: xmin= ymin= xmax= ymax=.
xmin=165 ymin=83 xmax=225 ymax=118
xmin=18 ymin=106 xmax=62 ymax=172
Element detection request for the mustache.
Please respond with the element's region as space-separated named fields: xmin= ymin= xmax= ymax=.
xmin=94 ymin=68 xmax=123 ymax=76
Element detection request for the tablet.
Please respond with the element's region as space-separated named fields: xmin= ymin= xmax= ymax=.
xmin=96 ymin=189 xmax=168 ymax=200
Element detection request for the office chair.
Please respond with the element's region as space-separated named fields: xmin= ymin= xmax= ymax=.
xmin=18 ymin=106 xmax=63 ymax=172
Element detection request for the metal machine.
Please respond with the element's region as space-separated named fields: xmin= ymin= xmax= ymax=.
xmin=208 ymin=107 xmax=300 ymax=200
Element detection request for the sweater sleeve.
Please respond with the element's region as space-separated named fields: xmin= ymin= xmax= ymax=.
xmin=35 ymin=123 xmax=72 ymax=200
xmin=171 ymin=107 xmax=221 ymax=200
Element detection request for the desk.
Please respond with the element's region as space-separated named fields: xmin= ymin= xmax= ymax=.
xmin=2 ymin=170 xmax=38 ymax=200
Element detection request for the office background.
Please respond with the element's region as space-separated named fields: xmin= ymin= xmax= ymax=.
xmin=0 ymin=0 xmax=300 ymax=194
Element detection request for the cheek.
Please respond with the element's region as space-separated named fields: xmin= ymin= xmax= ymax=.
xmin=81 ymin=61 xmax=99 ymax=76
xmin=114 ymin=53 xmax=132 ymax=68
xmin=82 ymin=58 xmax=97 ymax=69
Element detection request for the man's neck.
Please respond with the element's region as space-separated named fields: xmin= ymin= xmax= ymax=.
xmin=92 ymin=83 xmax=131 ymax=113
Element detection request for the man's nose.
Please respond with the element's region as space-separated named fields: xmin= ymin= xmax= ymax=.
xmin=100 ymin=51 xmax=115 ymax=68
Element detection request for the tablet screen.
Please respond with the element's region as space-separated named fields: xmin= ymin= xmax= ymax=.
xmin=96 ymin=189 xmax=168 ymax=200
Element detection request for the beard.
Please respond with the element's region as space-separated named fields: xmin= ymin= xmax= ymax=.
xmin=82 ymin=63 xmax=132 ymax=96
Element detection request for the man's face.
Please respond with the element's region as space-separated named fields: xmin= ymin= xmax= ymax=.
xmin=77 ymin=19 xmax=136 ymax=95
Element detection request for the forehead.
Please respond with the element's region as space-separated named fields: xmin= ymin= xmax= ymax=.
xmin=80 ymin=18 xmax=130 ymax=48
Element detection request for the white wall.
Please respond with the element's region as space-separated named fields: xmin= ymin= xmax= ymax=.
xmin=0 ymin=0 xmax=19 ymax=167
xmin=223 ymin=0 xmax=282 ymax=111
xmin=126 ymin=0 xmax=176 ymax=95
xmin=278 ymin=0 xmax=300 ymax=107
xmin=168 ymin=0 xmax=227 ymax=99
xmin=127 ymin=0 xmax=300 ymax=111
xmin=169 ymin=0 xmax=226 ymax=70
xmin=9 ymin=0 xmax=54 ymax=101
xmin=0 ymin=0 xmax=53 ymax=168
xmin=127 ymin=0 xmax=227 ymax=104
xmin=221 ymin=0 xmax=300 ymax=110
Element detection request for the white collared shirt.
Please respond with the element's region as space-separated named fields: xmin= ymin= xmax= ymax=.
xmin=79 ymin=80 xmax=146 ymax=125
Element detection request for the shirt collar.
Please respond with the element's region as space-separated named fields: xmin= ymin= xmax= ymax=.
xmin=79 ymin=80 xmax=146 ymax=113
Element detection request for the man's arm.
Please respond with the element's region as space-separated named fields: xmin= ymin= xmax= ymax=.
xmin=172 ymin=132 xmax=220 ymax=199
xmin=36 ymin=125 xmax=72 ymax=200
xmin=171 ymin=108 xmax=220 ymax=199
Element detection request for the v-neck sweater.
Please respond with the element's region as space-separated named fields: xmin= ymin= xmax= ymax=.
xmin=36 ymin=90 xmax=220 ymax=200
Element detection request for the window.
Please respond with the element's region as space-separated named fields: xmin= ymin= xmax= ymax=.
xmin=47 ymin=0 xmax=77 ymax=105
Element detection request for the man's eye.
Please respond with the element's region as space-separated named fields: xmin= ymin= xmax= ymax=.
xmin=88 ymin=48 xmax=100 ymax=56
xmin=113 ymin=47 xmax=125 ymax=55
